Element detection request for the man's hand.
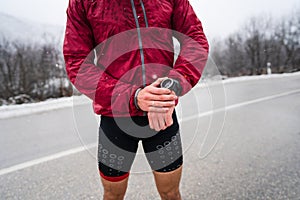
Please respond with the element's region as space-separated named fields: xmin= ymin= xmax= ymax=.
xmin=137 ymin=78 xmax=177 ymax=113
xmin=148 ymin=104 xmax=175 ymax=131
xmin=136 ymin=78 xmax=177 ymax=131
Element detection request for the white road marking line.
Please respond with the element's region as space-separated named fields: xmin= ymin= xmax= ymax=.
xmin=1 ymin=89 xmax=300 ymax=176
xmin=0 ymin=143 xmax=97 ymax=176
xmin=181 ymin=89 xmax=300 ymax=122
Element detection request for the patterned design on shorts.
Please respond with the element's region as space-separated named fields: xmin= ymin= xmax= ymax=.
xmin=98 ymin=112 xmax=183 ymax=178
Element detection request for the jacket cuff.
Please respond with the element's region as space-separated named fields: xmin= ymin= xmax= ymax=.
xmin=133 ymin=87 xmax=142 ymax=110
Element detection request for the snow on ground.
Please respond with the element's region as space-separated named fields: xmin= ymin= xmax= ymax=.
xmin=0 ymin=72 xmax=299 ymax=119
xmin=223 ymin=71 xmax=300 ymax=84
xmin=0 ymin=96 xmax=91 ymax=119
xmin=195 ymin=71 xmax=300 ymax=89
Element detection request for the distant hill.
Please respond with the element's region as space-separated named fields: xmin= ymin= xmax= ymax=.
xmin=0 ymin=12 xmax=64 ymax=44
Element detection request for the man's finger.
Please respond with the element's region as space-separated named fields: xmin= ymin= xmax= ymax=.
xmin=152 ymin=115 xmax=160 ymax=131
xmin=148 ymin=113 xmax=154 ymax=130
xmin=145 ymin=93 xmax=177 ymax=101
xmin=158 ymin=114 xmax=166 ymax=130
xmin=147 ymin=86 xmax=171 ymax=95
xmin=150 ymin=100 xmax=175 ymax=108
xmin=164 ymin=115 xmax=173 ymax=127
xmin=148 ymin=106 xmax=169 ymax=113
xmin=150 ymin=77 xmax=168 ymax=87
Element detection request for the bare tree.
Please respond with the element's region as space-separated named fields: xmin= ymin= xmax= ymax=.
xmin=0 ymin=34 xmax=72 ymax=104
xmin=210 ymin=8 xmax=300 ymax=77
xmin=209 ymin=38 xmax=228 ymax=75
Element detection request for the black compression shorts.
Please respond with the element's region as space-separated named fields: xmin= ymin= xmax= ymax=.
xmin=98 ymin=112 xmax=183 ymax=182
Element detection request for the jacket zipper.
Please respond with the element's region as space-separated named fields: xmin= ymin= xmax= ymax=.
xmin=130 ymin=0 xmax=149 ymax=116
xmin=130 ymin=0 xmax=148 ymax=87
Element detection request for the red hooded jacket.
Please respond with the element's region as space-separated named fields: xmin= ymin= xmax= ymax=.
xmin=63 ymin=0 xmax=209 ymax=117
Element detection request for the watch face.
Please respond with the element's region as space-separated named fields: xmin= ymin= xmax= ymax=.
xmin=161 ymin=79 xmax=173 ymax=89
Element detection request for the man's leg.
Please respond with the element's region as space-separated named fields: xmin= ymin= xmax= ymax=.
xmin=98 ymin=116 xmax=139 ymax=200
xmin=153 ymin=166 xmax=183 ymax=200
xmin=101 ymin=177 xmax=129 ymax=200
xmin=143 ymin=112 xmax=183 ymax=200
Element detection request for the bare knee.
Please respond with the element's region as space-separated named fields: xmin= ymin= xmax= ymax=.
xmin=102 ymin=185 xmax=127 ymax=200
xmin=103 ymin=191 xmax=125 ymax=200
xmin=154 ymin=166 xmax=183 ymax=200
xmin=159 ymin=188 xmax=181 ymax=200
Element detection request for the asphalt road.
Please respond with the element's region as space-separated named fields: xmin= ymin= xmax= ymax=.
xmin=0 ymin=74 xmax=300 ymax=200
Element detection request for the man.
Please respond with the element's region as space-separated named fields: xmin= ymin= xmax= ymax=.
xmin=63 ymin=0 xmax=208 ymax=199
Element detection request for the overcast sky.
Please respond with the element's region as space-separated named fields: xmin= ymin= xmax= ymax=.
xmin=0 ymin=0 xmax=299 ymax=39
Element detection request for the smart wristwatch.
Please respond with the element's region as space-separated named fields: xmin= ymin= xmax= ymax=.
xmin=160 ymin=78 xmax=182 ymax=96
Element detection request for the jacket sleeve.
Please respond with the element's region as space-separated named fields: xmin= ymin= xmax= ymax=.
xmin=170 ymin=0 xmax=209 ymax=96
xmin=63 ymin=0 xmax=139 ymax=115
